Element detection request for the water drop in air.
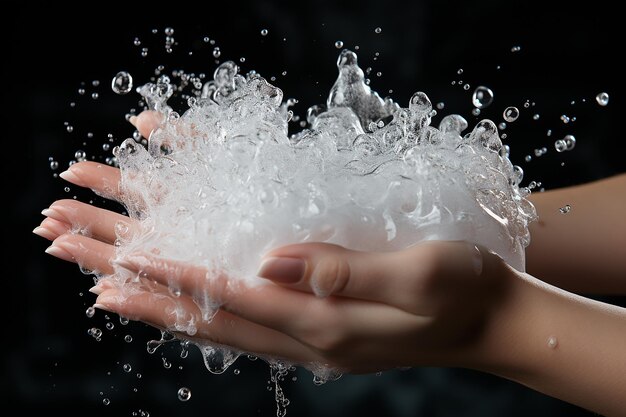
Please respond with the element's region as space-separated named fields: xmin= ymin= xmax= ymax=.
xmin=511 ymin=45 xmax=521 ymax=52
xmin=503 ymin=107 xmax=519 ymax=122
xmin=260 ymin=29 xmax=268 ymax=36
xmin=471 ymin=86 xmax=494 ymax=109
xmin=50 ymin=161 xmax=59 ymax=170
xmin=374 ymin=27 xmax=382 ymax=34
xmin=335 ymin=41 xmax=343 ymax=49
xmin=123 ymin=363 xmax=132 ymax=372
xmin=213 ymin=47 xmax=221 ymax=58
xmin=124 ymin=335 xmax=133 ymax=343
xmin=102 ymin=398 xmax=110 ymax=406
xmin=177 ymin=387 xmax=192 ymax=402
xmin=111 ymin=71 xmax=133 ymax=95
xmin=596 ymin=92 xmax=609 ymax=106
xmin=85 ymin=306 xmax=95 ymax=318
xmin=164 ymin=27 xmax=174 ymax=36
xmin=559 ymin=204 xmax=571 ymax=214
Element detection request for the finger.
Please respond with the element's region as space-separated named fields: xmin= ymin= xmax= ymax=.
xmin=94 ymin=287 xmax=322 ymax=363
xmin=59 ymin=161 xmax=122 ymax=201
xmin=33 ymin=217 xmax=70 ymax=241
xmin=46 ymin=233 xmax=115 ymax=274
xmin=130 ymin=110 xmax=162 ymax=139
xmin=112 ymin=253 xmax=423 ymax=349
xmin=257 ymin=241 xmax=486 ymax=314
xmin=42 ymin=199 xmax=137 ymax=244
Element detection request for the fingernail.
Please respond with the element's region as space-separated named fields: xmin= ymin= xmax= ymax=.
xmin=45 ymin=245 xmax=75 ymax=262
xmin=59 ymin=169 xmax=81 ymax=185
xmin=257 ymin=257 xmax=306 ymax=283
xmin=33 ymin=226 xmax=56 ymax=240
xmin=41 ymin=208 xmax=61 ymax=218
xmin=93 ymin=303 xmax=113 ymax=312
xmin=89 ymin=281 xmax=110 ymax=295
xmin=129 ymin=115 xmax=138 ymax=126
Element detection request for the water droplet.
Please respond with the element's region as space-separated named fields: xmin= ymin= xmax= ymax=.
xmin=212 ymin=47 xmax=221 ymax=58
xmin=260 ymin=29 xmax=268 ymax=36
xmin=50 ymin=161 xmax=59 ymax=170
xmin=596 ymin=92 xmax=609 ymax=106
xmin=471 ymin=108 xmax=481 ymax=116
xmin=141 ymin=48 xmax=148 ymax=57
xmin=89 ymin=327 xmax=102 ymax=339
xmin=334 ymin=40 xmax=344 ymax=49
xmin=102 ymin=398 xmax=110 ymax=406
xmin=240 ymin=57 xmax=246 ymax=63
xmin=92 ymin=80 xmax=100 ymax=87
xmin=123 ymin=363 xmax=132 ymax=372
xmin=124 ymin=335 xmax=133 ymax=343
xmin=85 ymin=306 xmax=95 ymax=318
xmin=471 ymin=86 xmax=494 ymax=109
xmin=120 ymin=316 xmax=129 ymax=325
xmin=75 ymin=150 xmax=86 ymax=160
xmin=560 ymin=114 xmax=570 ymax=124
xmin=64 ymin=186 xmax=70 ymax=192
xmin=106 ymin=322 xmax=114 ymax=330
xmin=562 ymin=134 xmax=576 ymax=151
xmin=233 ymin=369 xmax=240 ymax=375
xmin=503 ymin=106 xmax=519 ymax=122
xmin=66 ymin=125 xmax=74 ymax=133
xmin=111 ymin=71 xmax=133 ymax=95
xmin=177 ymin=387 xmax=191 ymax=401
xmin=102 ymin=143 xmax=110 ymax=151
xmin=164 ymin=27 xmax=174 ymax=36
xmin=457 ymin=68 xmax=463 ymax=75
xmin=91 ymin=92 xmax=99 ymax=99
xmin=136 ymin=373 xmax=142 ymax=379
xmin=511 ymin=45 xmax=521 ymax=52
xmin=525 ymin=155 xmax=532 ymax=162
xmin=554 ymin=139 xmax=567 ymax=152
xmin=133 ymin=38 xmax=141 ymax=46
xmin=463 ymin=84 xmax=470 ymax=90
xmin=533 ymin=114 xmax=540 ymax=120
xmin=78 ymin=88 xmax=85 ymax=95
xmin=374 ymin=27 xmax=382 ymax=34
xmin=498 ymin=122 xmax=507 ymax=130
xmin=436 ymin=102 xmax=445 ymax=109
xmin=559 ymin=205 xmax=571 ymax=214
xmin=547 ymin=336 xmax=558 ymax=348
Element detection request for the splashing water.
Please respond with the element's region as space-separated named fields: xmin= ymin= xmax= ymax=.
xmin=98 ymin=49 xmax=535 ymax=381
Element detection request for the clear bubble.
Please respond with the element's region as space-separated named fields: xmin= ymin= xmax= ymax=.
xmin=533 ymin=114 xmax=540 ymax=120
xmin=511 ymin=45 xmax=521 ymax=52
xmin=596 ymin=92 xmax=609 ymax=106
xmin=92 ymin=80 xmax=100 ymax=87
xmin=106 ymin=322 xmax=114 ymax=330
xmin=102 ymin=398 xmax=110 ymax=406
xmin=471 ymin=86 xmax=494 ymax=109
xmin=374 ymin=27 xmax=382 ymax=34
xmin=525 ymin=155 xmax=532 ymax=162
xmin=560 ymin=114 xmax=570 ymax=124
xmin=124 ymin=335 xmax=133 ymax=343
xmin=559 ymin=204 xmax=571 ymax=214
xmin=177 ymin=387 xmax=192 ymax=402
xmin=554 ymin=139 xmax=567 ymax=152
xmin=563 ymin=134 xmax=576 ymax=150
xmin=111 ymin=71 xmax=133 ymax=95
xmin=213 ymin=47 xmax=221 ymax=58
xmin=64 ymin=186 xmax=70 ymax=192
xmin=120 ymin=316 xmax=129 ymax=325
xmin=91 ymin=92 xmax=99 ymax=100
xmin=50 ymin=161 xmax=59 ymax=170
xmin=133 ymin=38 xmax=141 ymax=46
xmin=334 ymin=41 xmax=344 ymax=49
xmin=233 ymin=369 xmax=240 ymax=375
xmin=66 ymin=125 xmax=74 ymax=133
xmin=503 ymin=106 xmax=519 ymax=122
xmin=463 ymin=84 xmax=470 ymax=90
xmin=123 ymin=363 xmax=132 ymax=372
xmin=165 ymin=27 xmax=174 ymax=36
xmin=471 ymin=108 xmax=481 ymax=116
xmin=78 ymin=88 xmax=85 ymax=95
xmin=162 ymin=358 xmax=171 ymax=369
xmin=85 ymin=306 xmax=95 ymax=318
xmin=103 ymin=143 xmax=110 ymax=151
xmin=260 ymin=29 xmax=268 ymax=36
xmin=436 ymin=102 xmax=445 ymax=109
xmin=89 ymin=327 xmax=102 ymax=339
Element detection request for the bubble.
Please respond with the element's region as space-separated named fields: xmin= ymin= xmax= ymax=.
xmin=165 ymin=27 xmax=174 ymax=36
xmin=106 ymin=322 xmax=114 ymax=330
xmin=50 ymin=161 xmax=59 ymax=170
xmin=64 ymin=186 xmax=70 ymax=192
xmin=233 ymin=369 xmax=240 ymax=375
xmin=547 ymin=336 xmax=558 ymax=348
xmin=162 ymin=358 xmax=171 ymax=369
xmin=111 ymin=71 xmax=133 ymax=95
xmin=91 ymin=92 xmax=99 ymax=99
xmin=133 ymin=38 xmax=141 ymax=46
xmin=177 ymin=387 xmax=192 ymax=402
xmin=525 ymin=155 xmax=532 ymax=162
xmin=123 ymin=363 xmax=132 ymax=372
xmin=471 ymin=86 xmax=494 ymax=109
xmin=533 ymin=114 xmax=540 ymax=120
xmin=103 ymin=143 xmax=110 ymax=151
xmin=136 ymin=373 xmax=142 ymax=379
xmin=374 ymin=27 xmax=382 ymax=34
xmin=498 ymin=122 xmax=506 ymax=130
xmin=334 ymin=40 xmax=344 ymax=49
xmin=78 ymin=88 xmax=85 ymax=95
xmin=554 ymin=139 xmax=567 ymax=152
xmin=260 ymin=29 xmax=268 ymax=36
xmin=212 ymin=47 xmax=221 ymax=58
xmin=596 ymin=92 xmax=609 ymax=106
xmin=511 ymin=45 xmax=521 ymax=52
xmin=560 ymin=114 xmax=570 ymax=124
xmin=85 ymin=306 xmax=95 ymax=318
xmin=503 ymin=106 xmax=519 ymax=122
xmin=89 ymin=327 xmax=102 ymax=339
xmin=471 ymin=108 xmax=481 ymax=116
xmin=66 ymin=125 xmax=74 ymax=133
xmin=124 ymin=335 xmax=133 ymax=343
xmin=120 ymin=316 xmax=129 ymax=325
xmin=102 ymin=398 xmax=110 ymax=406
xmin=463 ymin=84 xmax=470 ymax=90
xmin=559 ymin=205 xmax=571 ymax=214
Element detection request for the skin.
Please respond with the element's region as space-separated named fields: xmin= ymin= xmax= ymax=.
xmin=34 ymin=113 xmax=626 ymax=416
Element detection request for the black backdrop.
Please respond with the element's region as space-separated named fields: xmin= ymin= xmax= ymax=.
xmin=3 ymin=1 xmax=623 ymax=416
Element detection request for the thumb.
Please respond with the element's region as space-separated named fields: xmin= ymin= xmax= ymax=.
xmin=256 ymin=241 xmax=489 ymax=312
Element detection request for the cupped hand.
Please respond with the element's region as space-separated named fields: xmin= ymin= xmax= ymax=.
xmin=35 ymin=111 xmax=517 ymax=373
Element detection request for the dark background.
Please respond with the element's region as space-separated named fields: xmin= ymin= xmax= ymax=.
xmin=3 ymin=1 xmax=623 ymax=416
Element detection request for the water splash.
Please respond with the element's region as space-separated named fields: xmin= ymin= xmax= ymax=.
xmin=102 ymin=49 xmax=535 ymax=381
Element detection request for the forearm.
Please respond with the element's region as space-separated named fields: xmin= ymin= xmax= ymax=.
xmin=475 ymin=271 xmax=626 ymax=416
xmin=526 ymin=174 xmax=626 ymax=294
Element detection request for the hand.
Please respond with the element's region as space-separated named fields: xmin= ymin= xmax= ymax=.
xmin=36 ymin=161 xmax=515 ymax=373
